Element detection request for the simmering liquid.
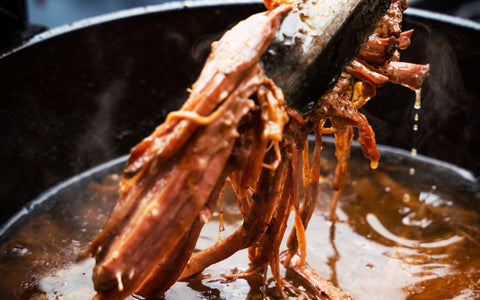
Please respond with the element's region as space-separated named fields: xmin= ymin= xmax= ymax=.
xmin=1 ymin=141 xmax=479 ymax=299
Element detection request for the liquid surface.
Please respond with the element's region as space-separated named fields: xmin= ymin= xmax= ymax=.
xmin=1 ymin=141 xmax=479 ymax=299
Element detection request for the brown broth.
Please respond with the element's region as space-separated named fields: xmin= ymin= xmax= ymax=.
xmin=1 ymin=141 xmax=479 ymax=299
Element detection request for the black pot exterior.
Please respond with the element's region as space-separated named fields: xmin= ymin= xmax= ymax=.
xmin=0 ymin=1 xmax=479 ymax=224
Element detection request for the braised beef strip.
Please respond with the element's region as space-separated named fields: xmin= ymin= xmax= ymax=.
xmin=90 ymin=0 xmax=429 ymax=299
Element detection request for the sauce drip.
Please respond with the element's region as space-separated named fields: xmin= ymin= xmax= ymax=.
xmin=414 ymin=88 xmax=422 ymax=110
xmin=409 ymin=88 xmax=423 ymax=177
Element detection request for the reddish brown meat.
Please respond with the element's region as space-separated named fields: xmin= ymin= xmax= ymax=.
xmin=357 ymin=35 xmax=398 ymax=66
xmin=386 ymin=61 xmax=431 ymax=90
xmin=90 ymin=0 xmax=429 ymax=299
xmin=344 ymin=58 xmax=390 ymax=87
xmin=90 ymin=5 xmax=291 ymax=299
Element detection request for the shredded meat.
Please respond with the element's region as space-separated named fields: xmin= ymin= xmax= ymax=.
xmin=89 ymin=0 xmax=429 ymax=299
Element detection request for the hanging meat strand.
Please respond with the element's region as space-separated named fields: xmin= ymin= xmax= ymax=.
xmin=89 ymin=0 xmax=429 ymax=299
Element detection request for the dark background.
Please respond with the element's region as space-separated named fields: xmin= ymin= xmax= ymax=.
xmin=24 ymin=0 xmax=480 ymax=27
xmin=1 ymin=0 xmax=479 ymax=52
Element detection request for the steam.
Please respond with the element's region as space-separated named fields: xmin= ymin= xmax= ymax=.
xmin=75 ymin=79 xmax=126 ymax=171
xmin=406 ymin=19 xmax=479 ymax=173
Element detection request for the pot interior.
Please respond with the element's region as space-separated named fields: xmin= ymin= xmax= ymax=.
xmin=0 ymin=138 xmax=479 ymax=299
xmin=0 ymin=1 xmax=479 ymax=298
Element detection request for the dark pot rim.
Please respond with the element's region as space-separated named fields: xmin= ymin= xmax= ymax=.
xmin=2 ymin=0 xmax=479 ymax=61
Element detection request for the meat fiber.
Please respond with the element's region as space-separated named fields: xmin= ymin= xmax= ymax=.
xmin=90 ymin=0 xmax=429 ymax=299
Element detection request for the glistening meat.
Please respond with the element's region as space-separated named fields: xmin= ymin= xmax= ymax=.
xmin=89 ymin=0 xmax=429 ymax=299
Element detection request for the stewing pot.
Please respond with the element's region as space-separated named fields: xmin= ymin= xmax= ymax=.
xmin=0 ymin=1 xmax=479 ymax=298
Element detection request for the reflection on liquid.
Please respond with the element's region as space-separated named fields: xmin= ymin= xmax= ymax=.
xmin=366 ymin=213 xmax=464 ymax=248
xmin=0 ymin=144 xmax=479 ymax=299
